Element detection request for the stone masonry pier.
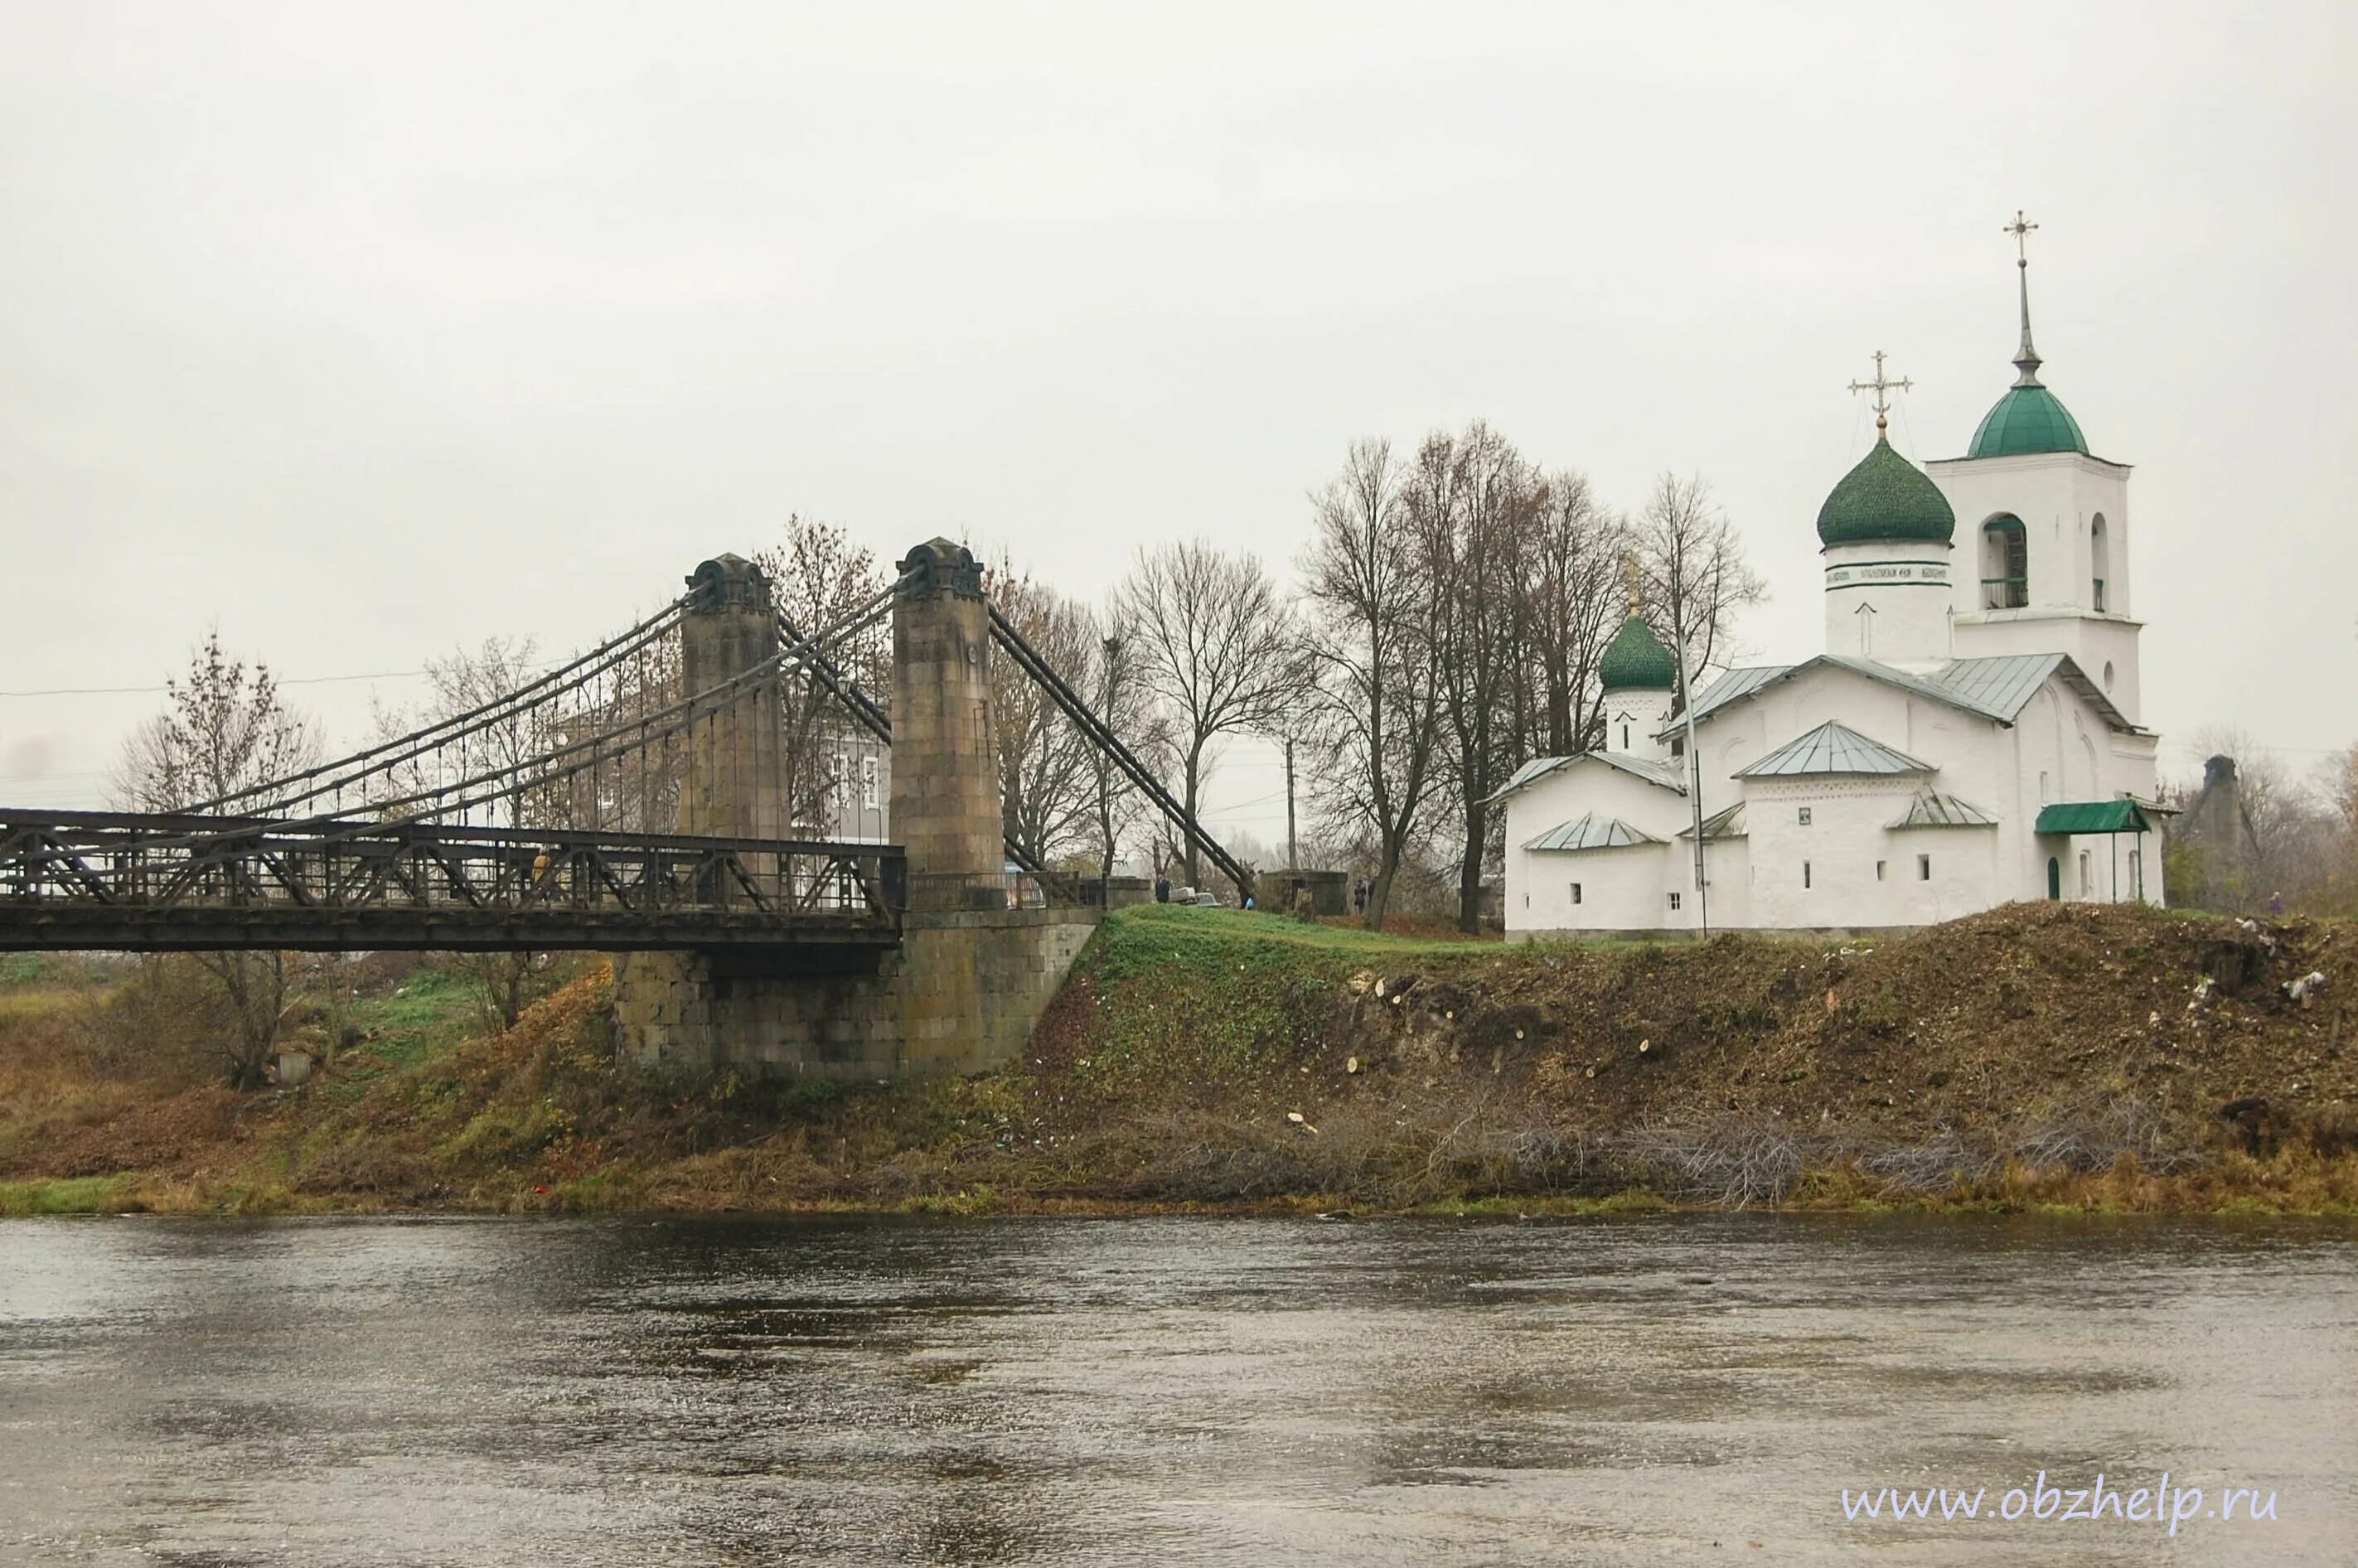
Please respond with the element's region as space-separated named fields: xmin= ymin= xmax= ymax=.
xmin=612 ymin=541 xmax=1102 ymax=1077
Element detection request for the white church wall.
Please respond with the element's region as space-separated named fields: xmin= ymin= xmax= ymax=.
xmin=1502 ymin=760 xmax=1689 ymax=934
xmin=1880 ymin=828 xmax=2002 ymax=924
xmin=1605 ymin=690 xmax=1674 ymax=762
xmin=1821 ymin=539 xmax=1956 ymax=670
xmin=1949 ymin=613 xmax=2145 ymax=723
xmin=1697 ymin=836 xmax=1751 ymax=928
xmin=1934 ymin=450 xmax=2145 ymax=724
xmin=1745 ymin=777 xmax=1929 ymax=929
xmin=1517 ymin=843 xmax=1678 ymax=933
xmin=1929 ymin=451 xmax=2130 ymax=620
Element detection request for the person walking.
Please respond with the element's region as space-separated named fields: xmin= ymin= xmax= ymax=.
xmin=1155 ymin=874 xmax=1171 ymax=904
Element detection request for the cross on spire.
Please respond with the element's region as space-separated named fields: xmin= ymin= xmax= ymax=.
xmin=2004 ymin=208 xmax=2043 ymax=385
xmin=1847 ymin=350 xmax=1913 ymax=436
xmin=2005 ymin=208 xmax=2038 ymax=264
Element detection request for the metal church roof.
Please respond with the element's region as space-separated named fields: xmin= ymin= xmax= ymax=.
xmin=1489 ymin=755 xmax=1573 ymax=801
xmin=1485 ymin=750 xmax=1685 ymax=804
xmin=1734 ymin=721 xmax=1932 ymax=779
xmin=1681 ymin=664 xmax=1794 ymax=728
xmin=2034 ymin=800 xmax=2153 ymax=835
xmin=1677 ymin=801 xmax=1747 ymax=840
xmin=1887 ymin=790 xmax=2000 ymax=829
xmin=1522 ymin=812 xmax=1664 ymax=852
xmin=1667 ymin=651 xmax=2139 ymax=741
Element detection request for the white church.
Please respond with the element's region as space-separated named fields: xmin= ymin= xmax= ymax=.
xmin=1500 ymin=223 xmax=2167 ymax=936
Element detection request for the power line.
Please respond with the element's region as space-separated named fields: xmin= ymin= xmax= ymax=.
xmin=0 ymin=668 xmax=431 ymax=699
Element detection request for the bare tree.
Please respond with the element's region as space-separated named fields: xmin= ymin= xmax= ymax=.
xmin=1629 ymin=472 xmax=1765 ymax=692
xmin=1300 ymin=438 xmax=1446 ymax=930
xmin=115 ymin=631 xmax=320 ymax=812
xmin=1629 ymin=472 xmax=1765 ymax=927
xmin=1412 ymin=423 xmax=1546 ymax=932
xmin=756 ymin=515 xmax=890 ymax=835
xmin=1512 ymin=469 xmax=1627 ymax=759
xmin=1116 ymin=538 xmax=1302 ymax=888
xmin=1087 ymin=602 xmax=1174 ymax=879
xmin=112 ymin=632 xmax=321 ymax=1087
xmin=989 ymin=564 xmax=1102 ymax=869
xmin=419 ymin=636 xmax=567 ymax=1030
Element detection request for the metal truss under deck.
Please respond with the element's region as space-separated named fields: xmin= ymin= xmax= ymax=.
xmin=0 ymin=810 xmax=904 ymax=955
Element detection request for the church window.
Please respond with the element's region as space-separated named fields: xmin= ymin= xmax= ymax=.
xmin=1803 ymin=861 xmax=1813 ymax=890
xmin=1918 ymin=854 xmax=1931 ymax=881
xmin=2104 ymin=660 xmax=2116 ymax=692
xmin=2039 ymin=770 xmax=2052 ymax=803
xmin=1876 ymin=859 xmax=1886 ymax=881
xmin=1668 ymin=892 xmax=1683 ymax=912
xmin=2090 ymin=515 xmax=2109 ymax=612
xmin=1569 ymin=883 xmax=1582 ymax=905
xmin=1671 ymin=736 xmax=1685 ymax=758
xmin=2079 ymin=850 xmax=2092 ymax=897
xmin=1622 ymin=723 xmax=1631 ymax=749
xmin=1981 ymin=515 xmax=2028 ymax=609
xmin=1798 ymin=807 xmax=1813 ymax=826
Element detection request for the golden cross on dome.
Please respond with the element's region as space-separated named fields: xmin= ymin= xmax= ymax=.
xmin=1622 ymin=553 xmax=1643 ymax=614
xmin=1847 ymin=349 xmax=1914 ymax=434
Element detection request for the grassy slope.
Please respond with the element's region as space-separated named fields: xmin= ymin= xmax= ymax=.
xmin=2 ymin=902 xmax=2354 ymax=1217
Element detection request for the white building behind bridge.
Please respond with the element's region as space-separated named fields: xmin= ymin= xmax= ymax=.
xmin=1500 ymin=235 xmax=2167 ymax=937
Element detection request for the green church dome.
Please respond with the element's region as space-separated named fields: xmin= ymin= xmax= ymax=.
xmin=1967 ymin=382 xmax=2088 ymax=457
xmin=1815 ymin=435 xmax=1956 ymax=548
xmin=1598 ymin=614 xmax=1678 ymax=691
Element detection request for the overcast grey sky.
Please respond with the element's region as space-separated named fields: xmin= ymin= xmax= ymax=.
xmin=3 ymin=0 xmax=2353 ymax=846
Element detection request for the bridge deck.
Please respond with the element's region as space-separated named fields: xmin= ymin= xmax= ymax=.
xmin=0 ymin=810 xmax=904 ymax=956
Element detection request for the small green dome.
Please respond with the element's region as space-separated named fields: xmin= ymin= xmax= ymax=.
xmin=1815 ymin=434 xmax=1956 ymax=548
xmin=1599 ymin=614 xmax=1678 ymax=691
xmin=1967 ymin=383 xmax=2088 ymax=457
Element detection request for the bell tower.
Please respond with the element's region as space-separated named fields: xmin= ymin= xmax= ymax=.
xmin=1927 ymin=211 xmax=2143 ymax=720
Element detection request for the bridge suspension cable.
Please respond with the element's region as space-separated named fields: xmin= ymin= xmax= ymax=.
xmin=305 ymin=587 xmax=899 ymax=840
xmin=188 ymin=596 xmax=694 ymax=817
xmin=985 ymin=604 xmax=1254 ymax=895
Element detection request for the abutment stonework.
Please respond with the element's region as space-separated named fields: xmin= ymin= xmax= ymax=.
xmin=611 ymin=544 xmax=1097 ymax=1078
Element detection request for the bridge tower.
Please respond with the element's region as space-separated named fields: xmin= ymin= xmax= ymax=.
xmin=891 ymin=538 xmax=1005 ymax=903
xmin=610 ymin=541 xmax=1101 ymax=1080
xmin=677 ymin=553 xmax=787 ymax=842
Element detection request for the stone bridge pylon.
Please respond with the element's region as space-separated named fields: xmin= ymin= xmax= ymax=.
xmin=611 ymin=540 xmax=1102 ymax=1077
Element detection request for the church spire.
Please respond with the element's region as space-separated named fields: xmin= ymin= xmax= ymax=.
xmin=2005 ymin=209 xmax=2043 ymax=388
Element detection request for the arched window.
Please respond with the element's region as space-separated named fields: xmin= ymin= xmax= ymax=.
xmin=2090 ymin=514 xmax=2109 ymax=612
xmin=1981 ymin=515 xmax=2028 ymax=608
xmin=2104 ymin=660 xmax=2116 ymax=692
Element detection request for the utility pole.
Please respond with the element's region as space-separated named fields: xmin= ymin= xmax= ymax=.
xmin=1636 ymin=550 xmax=1710 ymax=936
xmin=1284 ymin=733 xmax=1299 ymax=870
xmin=1677 ymin=622 xmax=1708 ymax=936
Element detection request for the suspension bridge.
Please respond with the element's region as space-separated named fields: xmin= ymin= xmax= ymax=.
xmin=0 ymin=540 xmax=1252 ymax=1076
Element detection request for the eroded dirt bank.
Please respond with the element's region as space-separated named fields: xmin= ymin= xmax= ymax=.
xmin=2 ymin=903 xmax=2354 ymax=1216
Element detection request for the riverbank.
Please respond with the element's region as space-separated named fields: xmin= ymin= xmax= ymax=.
xmin=2 ymin=902 xmax=2354 ymax=1217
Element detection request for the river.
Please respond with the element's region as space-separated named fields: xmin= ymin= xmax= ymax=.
xmin=0 ymin=1214 xmax=2351 ymax=1565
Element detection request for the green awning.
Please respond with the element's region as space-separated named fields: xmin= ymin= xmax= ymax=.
xmin=2035 ymin=800 xmax=2152 ymax=835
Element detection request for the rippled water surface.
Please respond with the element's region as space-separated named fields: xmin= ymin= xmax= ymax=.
xmin=2 ymin=1213 xmax=2354 ymax=1565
